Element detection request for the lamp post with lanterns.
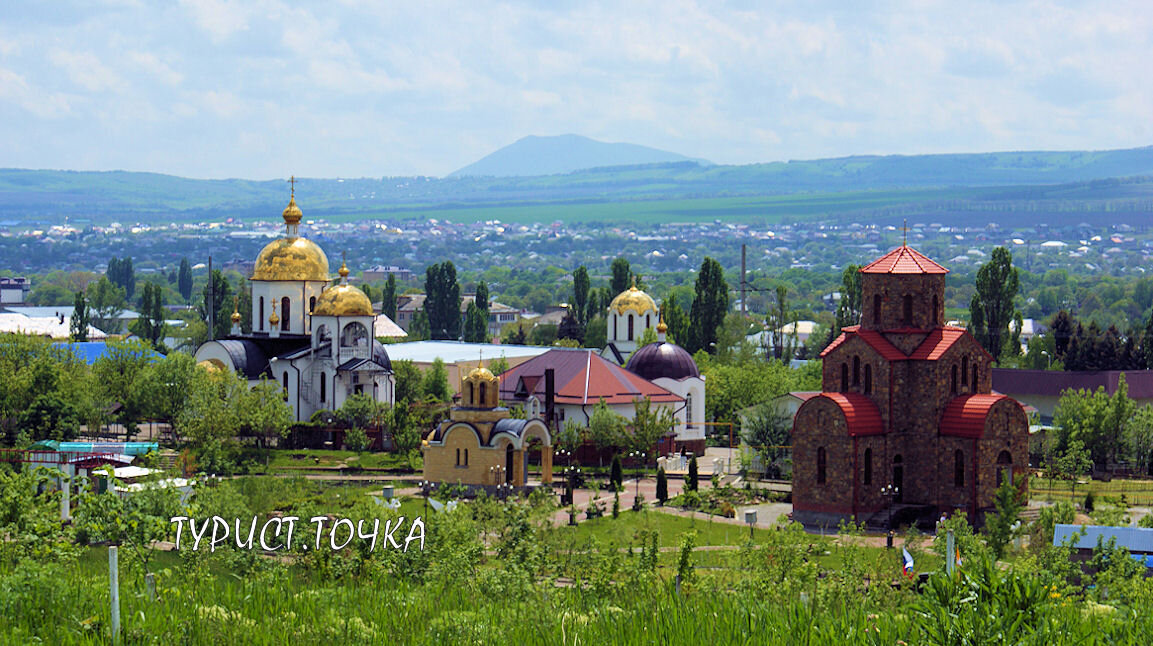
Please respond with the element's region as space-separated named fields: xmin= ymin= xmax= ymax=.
xmin=881 ymin=483 xmax=900 ymax=533
xmin=417 ymin=479 xmax=431 ymax=517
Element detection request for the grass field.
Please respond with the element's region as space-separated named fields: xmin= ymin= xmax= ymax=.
xmin=1029 ymin=475 xmax=1153 ymax=506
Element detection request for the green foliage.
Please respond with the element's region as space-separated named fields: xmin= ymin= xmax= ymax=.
xmin=628 ymin=397 xmax=674 ymax=454
xmin=408 ymin=310 xmax=431 ymax=341
xmin=686 ymin=256 xmax=728 ymax=355
xmin=462 ymin=301 xmax=487 ymax=343
xmin=572 ymin=265 xmax=590 ymax=325
xmin=420 ymin=358 xmax=451 ymax=402
xmin=392 ymin=359 xmax=422 ymax=404
xmin=741 ymin=402 xmax=792 ymax=479
xmin=1053 ymin=374 xmax=1134 ymax=469
xmin=380 ymin=273 xmax=397 ymax=320
xmin=177 ymin=257 xmax=193 ymax=302
xmin=198 ymin=269 xmax=233 ymax=340
xmin=582 ymin=316 xmax=606 ymax=349
xmin=69 ymin=291 xmax=90 ymax=342
xmin=424 ymin=261 xmax=462 ymax=340
xmin=610 ymin=257 xmax=631 ymax=295
xmin=1084 ymin=490 xmax=1095 ymax=512
xmin=344 ymin=427 xmax=370 ymax=453
xmin=106 ymin=256 xmax=136 ymax=301
xmin=588 ymin=400 xmax=626 ymax=460
xmin=129 ymin=282 xmax=167 ymax=350
xmin=969 ymin=246 xmax=1020 ymax=363
xmin=337 ymin=393 xmax=388 ymax=429
xmin=86 ymin=275 xmax=127 ymax=334
xmin=17 ymin=392 xmax=80 ymax=442
xmin=612 ymin=490 xmax=620 ymax=519
xmin=984 ymin=474 xmax=1025 ymax=559
xmin=676 ymin=531 xmax=697 ymax=586
xmin=662 ymin=294 xmax=689 ymax=347
xmin=610 ymin=454 xmax=623 ymax=491
xmin=833 ymin=264 xmax=862 ymax=335
xmin=686 ymin=456 xmax=699 ymax=492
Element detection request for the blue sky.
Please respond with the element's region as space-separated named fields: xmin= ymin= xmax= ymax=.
xmin=0 ymin=0 xmax=1150 ymax=179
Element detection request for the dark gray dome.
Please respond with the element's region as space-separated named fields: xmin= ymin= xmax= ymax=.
xmin=371 ymin=340 xmax=393 ymax=371
xmin=626 ymin=341 xmax=699 ymax=381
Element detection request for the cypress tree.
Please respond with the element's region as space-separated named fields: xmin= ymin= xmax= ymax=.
xmin=687 ymin=257 xmax=728 ymax=355
xmin=656 ymin=467 xmax=668 ymax=505
xmin=178 ymin=258 xmax=193 ymax=303
xmin=381 ymin=273 xmax=397 ymax=320
xmin=687 ymin=456 xmax=699 ymax=492
xmin=610 ymin=453 xmax=623 ymax=491
xmin=70 ymin=291 xmax=90 ymax=342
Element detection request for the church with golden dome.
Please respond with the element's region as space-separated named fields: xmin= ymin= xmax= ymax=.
xmin=195 ymin=188 xmax=395 ymax=422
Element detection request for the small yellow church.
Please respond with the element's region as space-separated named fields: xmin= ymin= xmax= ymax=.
xmin=421 ymin=363 xmax=553 ymax=487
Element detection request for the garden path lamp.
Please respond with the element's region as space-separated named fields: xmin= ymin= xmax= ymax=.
xmin=744 ymin=509 xmax=757 ymax=540
xmin=629 ymin=450 xmax=646 ymax=502
xmin=418 ymin=479 xmax=431 ymax=517
xmin=881 ymin=484 xmax=899 ymax=532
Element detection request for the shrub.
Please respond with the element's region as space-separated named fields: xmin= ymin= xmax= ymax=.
xmin=687 ymin=456 xmax=698 ymax=492
xmin=344 ymin=427 xmax=370 ymax=453
xmin=1084 ymin=491 xmax=1095 ymax=512
xmin=610 ymin=454 xmax=623 ymax=491
xmin=656 ymin=468 xmax=668 ymax=505
xmin=612 ymin=490 xmax=620 ymax=519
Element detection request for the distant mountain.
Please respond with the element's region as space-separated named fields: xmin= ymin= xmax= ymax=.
xmin=448 ymin=134 xmax=711 ymax=177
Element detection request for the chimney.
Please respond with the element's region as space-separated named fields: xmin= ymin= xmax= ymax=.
xmin=544 ymin=368 xmax=555 ymax=429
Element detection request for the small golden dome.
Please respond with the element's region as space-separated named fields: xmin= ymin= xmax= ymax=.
xmin=197 ymin=358 xmax=227 ymax=372
xmin=231 ymin=310 xmax=242 ymax=324
xmin=338 ymin=260 xmax=350 ymax=279
xmin=282 ymin=196 xmax=303 ymax=226
xmin=252 ymin=236 xmax=330 ymax=282
xmin=312 ymin=283 xmax=374 ymax=317
xmin=230 ymin=296 xmax=242 ymax=324
xmin=467 ymin=365 xmax=498 ymax=384
xmin=269 ymin=303 xmax=280 ymax=325
xmin=609 ymin=283 xmax=657 ymax=317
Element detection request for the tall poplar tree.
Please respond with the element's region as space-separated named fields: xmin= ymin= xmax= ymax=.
xmin=610 ymin=257 xmax=631 ymax=295
xmin=424 ymin=261 xmax=461 ymax=340
xmin=381 ymin=273 xmax=397 ymax=320
xmin=178 ymin=258 xmax=193 ymax=303
xmin=969 ymin=246 xmax=1020 ymax=363
xmin=687 ymin=257 xmax=728 ymax=355
xmin=70 ymin=291 xmax=90 ymax=342
xmin=573 ymin=266 xmax=590 ymax=326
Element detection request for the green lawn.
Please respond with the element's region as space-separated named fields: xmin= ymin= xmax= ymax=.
xmin=1029 ymin=475 xmax=1153 ymax=506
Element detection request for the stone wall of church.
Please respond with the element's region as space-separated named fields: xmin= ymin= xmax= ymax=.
xmin=422 ymin=426 xmax=507 ymax=485
xmin=861 ymin=273 xmax=945 ymax=331
xmin=792 ymin=399 xmax=854 ymax=515
xmin=976 ymin=400 xmax=1030 ymax=510
xmin=820 ymin=336 xmax=895 ymax=432
xmin=934 ymin=435 xmax=977 ymax=515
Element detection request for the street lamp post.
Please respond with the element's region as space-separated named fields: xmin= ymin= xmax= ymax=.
xmin=628 ymin=450 xmax=646 ymax=505
xmin=1041 ymin=350 xmax=1051 ymax=369
xmin=564 ymin=465 xmax=581 ymax=525
xmin=418 ymin=479 xmax=431 ymax=517
xmin=881 ymin=484 xmax=899 ymax=533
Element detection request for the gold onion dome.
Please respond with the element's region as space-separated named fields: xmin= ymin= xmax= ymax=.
xmin=609 ymin=278 xmax=657 ymax=316
xmin=269 ymin=303 xmax=280 ymax=325
xmin=281 ymin=196 xmax=303 ymax=225
xmin=252 ymin=189 xmax=329 ymax=282
xmin=197 ymin=358 xmax=226 ymax=372
xmin=467 ymin=365 xmax=498 ymax=384
xmin=312 ymin=261 xmax=374 ymax=316
xmin=230 ymin=296 xmax=242 ymax=324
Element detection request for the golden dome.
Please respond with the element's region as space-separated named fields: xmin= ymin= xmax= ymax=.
xmin=230 ymin=296 xmax=241 ymax=324
xmin=269 ymin=303 xmax=280 ymax=325
xmin=609 ymin=282 xmax=657 ymax=317
xmin=197 ymin=358 xmax=227 ymax=372
xmin=467 ymin=365 xmax=498 ymax=384
xmin=313 ymin=283 xmax=374 ymax=317
xmin=282 ymin=196 xmax=302 ymax=225
xmin=252 ymin=236 xmax=330 ymax=282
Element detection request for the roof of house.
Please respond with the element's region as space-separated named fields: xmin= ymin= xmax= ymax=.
xmin=1053 ymin=524 xmax=1153 ymax=554
xmin=500 ymin=348 xmax=682 ymax=406
xmin=860 ymin=245 xmax=949 ymax=275
xmin=3 ymin=313 xmax=108 ymax=340
xmin=992 ymin=369 xmax=1153 ymax=399
xmin=394 ymin=294 xmax=517 ymax=314
xmin=908 ymin=327 xmax=991 ymax=361
xmin=384 ymin=341 xmax=550 ymax=365
xmin=820 ymin=326 xmax=906 ymax=361
xmin=939 ymin=394 xmax=1020 ymax=438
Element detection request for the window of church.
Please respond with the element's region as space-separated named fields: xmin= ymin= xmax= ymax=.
xmin=954 ymin=449 xmax=965 ymax=487
xmin=467 ymin=383 xmax=474 ymax=406
xmin=259 ymin=297 xmax=265 ymax=331
xmin=456 ymin=448 xmax=460 ymax=466
xmin=646 ymin=314 xmax=651 ymax=329
xmin=853 ymin=356 xmax=860 ymax=386
xmin=864 ymin=448 xmax=872 ymax=485
xmin=864 ymin=364 xmax=872 ymax=394
xmin=320 ymin=374 xmax=327 ymax=403
xmin=873 ymin=294 xmax=881 ymax=324
xmin=686 ymin=394 xmax=693 ymax=429
xmin=282 ymin=372 xmax=288 ymax=392
xmin=817 ymin=447 xmax=827 ymax=484
xmin=902 ymin=295 xmax=912 ymax=326
xmin=479 ymin=382 xmax=487 ymax=406
xmin=996 ymin=450 xmax=1012 ymax=487
xmin=310 ymin=296 xmax=316 ymax=313
xmin=341 ymin=322 xmax=369 ymax=348
xmin=628 ymin=314 xmax=634 ymax=341
xmin=463 ymin=449 xmax=469 ymax=466
xmin=840 ymin=364 xmax=848 ymax=392
xmin=316 ymin=325 xmax=332 ymax=358
xmin=281 ymin=297 xmax=291 ymax=332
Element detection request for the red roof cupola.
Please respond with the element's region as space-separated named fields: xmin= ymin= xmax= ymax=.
xmin=860 ymin=245 xmax=949 ymax=275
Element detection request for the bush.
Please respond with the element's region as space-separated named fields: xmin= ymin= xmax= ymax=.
xmin=1084 ymin=490 xmax=1095 ymax=512
xmin=344 ymin=427 xmax=370 ymax=453
xmin=610 ymin=454 xmax=623 ymax=491
xmin=656 ymin=467 xmax=668 ymax=505
xmin=687 ymin=456 xmax=699 ymax=492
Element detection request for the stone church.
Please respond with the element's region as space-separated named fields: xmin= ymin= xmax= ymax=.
xmin=792 ymin=244 xmax=1028 ymax=528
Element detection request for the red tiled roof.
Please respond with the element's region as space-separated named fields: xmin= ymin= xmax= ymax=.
xmin=819 ymin=393 xmax=886 ymax=436
xmin=819 ymin=326 xmax=906 ymax=361
xmin=909 ymin=327 xmax=993 ymax=361
xmin=860 ymin=245 xmax=949 ymax=275
xmin=939 ymin=394 xmax=1019 ymax=438
xmin=499 ymin=348 xmax=682 ymax=406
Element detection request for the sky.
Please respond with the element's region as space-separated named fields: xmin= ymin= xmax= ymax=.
xmin=0 ymin=0 xmax=1150 ymax=179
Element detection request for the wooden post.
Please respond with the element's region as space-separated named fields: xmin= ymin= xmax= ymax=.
xmin=145 ymin=572 xmax=156 ymax=601
xmin=109 ymin=546 xmax=121 ymax=644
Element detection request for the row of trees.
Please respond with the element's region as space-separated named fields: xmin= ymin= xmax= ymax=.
xmin=1049 ymin=374 xmax=1153 ymax=473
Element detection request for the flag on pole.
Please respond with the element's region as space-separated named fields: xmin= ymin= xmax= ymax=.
xmin=955 ymin=547 xmax=962 ymax=568
xmin=902 ymin=547 xmax=915 ymax=578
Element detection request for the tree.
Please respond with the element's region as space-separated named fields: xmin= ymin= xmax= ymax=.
xmin=1050 ymin=310 xmax=1075 ymax=360
xmin=408 ymin=310 xmax=431 ymax=341
xmin=686 ymin=456 xmax=699 ymax=492
xmin=424 ymin=261 xmax=461 ymax=340
xmin=687 ymin=257 xmax=728 ymax=355
xmin=1127 ymin=405 xmax=1153 ymax=476
xmin=610 ymin=454 xmax=623 ymax=491
xmin=475 ymin=280 xmax=490 ymax=318
xmin=129 ymin=282 xmax=167 ymax=350
xmin=503 ymin=321 xmax=528 ymax=345
xmin=1055 ymin=439 xmax=1092 ymax=500
xmin=381 ymin=273 xmax=398 ymax=320
xmin=198 ymin=269 xmax=233 ymax=340
xmin=18 ymin=392 xmax=80 ymax=442
xmin=178 ymin=258 xmax=193 ymax=303
xmin=421 ymin=357 xmax=451 ymax=402
xmin=136 ymin=351 xmax=201 ymax=426
xmin=766 ymin=284 xmax=797 ymax=361
xmin=833 ymin=264 xmax=862 ymax=335
xmin=69 ymin=291 xmax=90 ymax=342
xmin=106 ymin=257 xmax=136 ymax=301
xmin=663 ymin=294 xmax=689 ymax=346
xmin=656 ymin=467 xmax=668 ymax=505
xmin=969 ymin=247 xmax=1020 ymax=363
xmin=611 ymin=257 xmax=632 ymax=296
xmin=557 ymin=308 xmax=584 ymax=344
xmin=1054 ymin=374 xmax=1134 ymax=470
xmin=588 ymin=399 xmax=625 ymax=465
xmin=573 ymin=266 xmax=590 ymax=325
xmin=462 ymin=301 xmax=488 ymax=343
xmin=582 ymin=316 xmax=606 ymax=349
xmin=629 ymin=397 xmax=675 ymax=454
xmin=741 ymin=403 xmax=792 ymax=479
xmin=93 ymin=338 xmax=155 ymax=441
xmin=984 ymin=473 xmax=1025 ymax=559
xmin=87 ymin=276 xmax=126 ymax=334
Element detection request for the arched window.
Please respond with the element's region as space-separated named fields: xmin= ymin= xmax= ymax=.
xmin=316 ymin=325 xmax=332 ymax=358
xmin=864 ymin=447 xmax=873 ymax=485
xmin=685 ymin=394 xmax=694 ymax=429
xmin=282 ymin=372 xmax=288 ymax=391
xmin=902 ymin=294 xmax=912 ymax=326
xmin=281 ymin=297 xmax=291 ymax=332
xmin=309 ymin=296 xmax=316 ymax=313
xmin=341 ymin=322 xmax=369 ymax=348
xmin=864 ymin=364 xmax=872 ymax=394
xmin=320 ymin=373 xmax=326 ymax=402
xmin=467 ymin=382 xmax=474 ymax=406
xmin=646 ymin=314 xmax=651 ymax=329
xmin=962 ymin=357 xmax=969 ymax=390
xmin=972 ymin=365 xmax=978 ymax=393
xmin=627 ymin=314 xmax=634 ymax=341
xmin=259 ymin=297 xmax=265 ymax=331
xmin=955 ymin=449 xmax=965 ymax=487
xmin=951 ymin=365 xmax=958 ymax=394
xmin=873 ymin=294 xmax=881 ymax=324
xmin=841 ymin=363 xmax=849 ymax=392
xmin=455 ymin=448 xmax=461 ymax=466
xmin=463 ymin=449 xmax=469 ymax=466
xmin=932 ymin=295 xmax=939 ymax=324
xmin=479 ymin=382 xmax=487 ymax=406
xmin=817 ymin=447 xmax=827 ymax=484
xmin=996 ymin=450 xmax=1013 ymax=487
xmin=611 ymin=315 xmax=616 ymax=339
xmin=853 ymin=356 xmax=860 ymax=386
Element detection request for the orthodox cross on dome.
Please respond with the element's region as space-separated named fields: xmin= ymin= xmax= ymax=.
xmin=902 ymin=219 xmax=908 ymax=247
xmin=288 ymin=175 xmax=296 ymax=198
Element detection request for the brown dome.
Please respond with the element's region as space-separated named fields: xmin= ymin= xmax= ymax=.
xmin=626 ymin=341 xmax=699 ymax=381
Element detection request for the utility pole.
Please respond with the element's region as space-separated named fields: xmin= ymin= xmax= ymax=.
xmin=208 ymin=255 xmax=214 ymax=341
xmin=740 ymin=243 xmax=747 ymax=317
